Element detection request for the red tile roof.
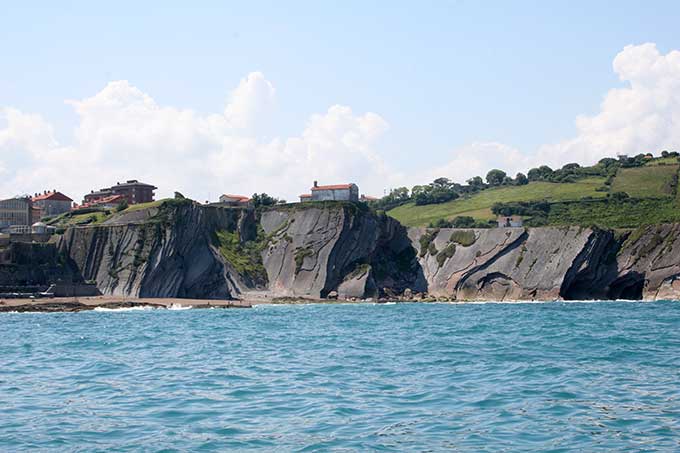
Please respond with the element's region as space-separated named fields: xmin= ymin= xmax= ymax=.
xmin=32 ymin=191 xmax=73 ymax=202
xmin=299 ymin=194 xmax=312 ymax=198
xmin=311 ymin=184 xmax=354 ymax=191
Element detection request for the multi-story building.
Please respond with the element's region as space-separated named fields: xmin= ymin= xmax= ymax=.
xmin=0 ymin=197 xmax=32 ymax=231
xmin=304 ymin=182 xmax=359 ymax=202
xmin=83 ymin=180 xmax=157 ymax=206
xmin=31 ymin=190 xmax=73 ymax=217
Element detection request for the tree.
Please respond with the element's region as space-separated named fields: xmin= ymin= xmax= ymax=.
xmin=610 ymin=191 xmax=630 ymax=201
xmin=515 ymin=172 xmax=528 ymax=185
xmin=251 ymin=193 xmax=278 ymax=208
xmin=432 ymin=177 xmax=453 ymax=189
xmin=662 ymin=150 xmax=670 ymax=158
xmin=466 ymin=176 xmax=485 ymax=192
xmin=452 ymin=216 xmax=475 ymax=228
xmin=527 ymin=165 xmax=554 ymax=181
xmin=486 ymin=169 xmax=507 ymax=186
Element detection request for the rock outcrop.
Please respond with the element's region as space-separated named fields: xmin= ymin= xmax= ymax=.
xmin=259 ymin=203 xmax=421 ymax=298
xmin=51 ymin=199 xmax=680 ymax=301
xmin=58 ymin=200 xmax=259 ymax=299
xmin=410 ymin=225 xmax=680 ymax=301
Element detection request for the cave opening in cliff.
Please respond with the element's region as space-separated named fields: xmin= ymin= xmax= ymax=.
xmin=607 ymin=273 xmax=645 ymax=300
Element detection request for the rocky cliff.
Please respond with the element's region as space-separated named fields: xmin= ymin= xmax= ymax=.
xmin=259 ymin=203 xmax=421 ymax=298
xmin=410 ymin=224 xmax=680 ymax=301
xmin=54 ymin=200 xmax=680 ymax=301
xmin=58 ymin=200 xmax=259 ymax=299
xmin=58 ymin=200 xmax=420 ymax=300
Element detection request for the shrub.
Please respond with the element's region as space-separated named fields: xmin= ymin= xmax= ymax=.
xmin=436 ymin=243 xmax=456 ymax=267
xmin=449 ymin=230 xmax=476 ymax=246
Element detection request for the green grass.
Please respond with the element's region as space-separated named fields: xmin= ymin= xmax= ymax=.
xmin=388 ymin=178 xmax=608 ymax=227
xmin=548 ymin=198 xmax=680 ymax=228
xmin=120 ymin=199 xmax=168 ymax=213
xmin=610 ymin=165 xmax=679 ymax=198
xmin=48 ymin=210 xmax=113 ymax=227
xmin=645 ymin=157 xmax=680 ymax=166
xmin=214 ymin=230 xmax=266 ymax=278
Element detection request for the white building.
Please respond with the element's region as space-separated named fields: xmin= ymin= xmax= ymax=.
xmin=218 ymin=194 xmax=252 ymax=207
xmin=305 ymin=182 xmax=360 ymax=202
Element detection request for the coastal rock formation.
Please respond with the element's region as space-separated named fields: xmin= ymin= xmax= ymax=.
xmin=0 ymin=241 xmax=79 ymax=287
xmin=410 ymin=225 xmax=680 ymax=301
xmin=58 ymin=200 xmax=259 ymax=299
xmin=45 ymin=200 xmax=680 ymax=301
xmin=57 ymin=201 xmax=421 ymax=300
xmin=259 ymin=203 xmax=421 ymax=298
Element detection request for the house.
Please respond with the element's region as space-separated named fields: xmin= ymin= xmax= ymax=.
xmin=218 ymin=194 xmax=252 ymax=207
xmin=309 ymin=181 xmax=359 ymax=202
xmin=497 ymin=215 xmax=523 ymax=228
xmin=31 ymin=190 xmax=73 ymax=217
xmin=79 ymin=194 xmax=127 ymax=210
xmin=360 ymin=194 xmax=378 ymax=203
xmin=299 ymin=194 xmax=312 ymax=203
xmin=0 ymin=197 xmax=32 ymax=232
xmin=83 ymin=180 xmax=157 ymax=206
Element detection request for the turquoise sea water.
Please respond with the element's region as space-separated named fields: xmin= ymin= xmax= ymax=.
xmin=1 ymin=302 xmax=680 ymax=451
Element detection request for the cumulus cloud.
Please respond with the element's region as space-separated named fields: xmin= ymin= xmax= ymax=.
xmin=224 ymin=71 xmax=276 ymax=134
xmin=429 ymin=43 xmax=680 ymax=184
xmin=3 ymin=43 xmax=680 ymax=203
xmin=536 ymin=43 xmax=680 ymax=168
xmin=0 ymin=73 xmax=391 ymax=203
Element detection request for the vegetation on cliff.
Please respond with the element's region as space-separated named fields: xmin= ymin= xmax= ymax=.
xmin=385 ymin=153 xmax=680 ymax=228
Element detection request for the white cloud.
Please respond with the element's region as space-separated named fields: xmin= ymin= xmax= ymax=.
xmin=0 ymin=73 xmax=391 ymax=203
xmin=430 ymin=43 xmax=680 ymax=184
xmin=224 ymin=71 xmax=276 ymax=134
xmin=421 ymin=142 xmax=533 ymax=184
xmin=537 ymin=43 xmax=680 ymax=168
xmin=3 ymin=43 xmax=680 ymax=204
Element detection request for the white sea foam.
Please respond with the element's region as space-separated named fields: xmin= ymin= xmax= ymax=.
xmin=93 ymin=306 xmax=157 ymax=312
xmin=168 ymin=303 xmax=193 ymax=310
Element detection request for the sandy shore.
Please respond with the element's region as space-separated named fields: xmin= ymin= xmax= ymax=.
xmin=0 ymin=295 xmax=253 ymax=312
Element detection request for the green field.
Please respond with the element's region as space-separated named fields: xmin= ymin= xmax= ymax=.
xmin=388 ymin=178 xmax=608 ymax=227
xmin=548 ymin=198 xmax=680 ymax=228
xmin=610 ymin=165 xmax=679 ymax=198
xmin=645 ymin=157 xmax=680 ymax=166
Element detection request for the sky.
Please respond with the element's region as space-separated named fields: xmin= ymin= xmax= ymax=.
xmin=2 ymin=1 xmax=680 ymax=202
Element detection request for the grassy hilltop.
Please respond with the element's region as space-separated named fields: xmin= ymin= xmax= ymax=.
xmin=385 ymin=155 xmax=680 ymax=228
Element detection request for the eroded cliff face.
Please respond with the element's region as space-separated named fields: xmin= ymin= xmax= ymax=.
xmin=58 ymin=201 xmax=420 ymax=300
xmin=56 ymin=199 xmax=680 ymax=301
xmin=259 ymin=204 xmax=421 ymax=298
xmin=58 ymin=201 xmax=258 ymax=299
xmin=409 ymin=224 xmax=680 ymax=301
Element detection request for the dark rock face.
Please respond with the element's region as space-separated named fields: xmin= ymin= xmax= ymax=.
xmin=59 ymin=202 xmax=257 ymax=299
xmin=0 ymin=242 xmax=79 ymax=287
xmin=58 ymin=202 xmax=421 ymax=300
xmin=410 ymin=225 xmax=680 ymax=301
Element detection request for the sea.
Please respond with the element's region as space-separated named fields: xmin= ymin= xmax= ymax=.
xmin=1 ymin=301 xmax=679 ymax=452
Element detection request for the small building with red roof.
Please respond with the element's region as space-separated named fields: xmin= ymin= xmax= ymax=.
xmin=31 ymin=190 xmax=73 ymax=217
xmin=309 ymin=181 xmax=359 ymax=202
xmin=219 ymin=194 xmax=253 ymax=207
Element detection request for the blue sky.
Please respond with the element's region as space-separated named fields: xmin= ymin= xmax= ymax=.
xmin=2 ymin=1 xmax=680 ymax=200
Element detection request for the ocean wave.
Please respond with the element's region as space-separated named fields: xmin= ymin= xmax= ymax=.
xmin=93 ymin=306 xmax=157 ymax=312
